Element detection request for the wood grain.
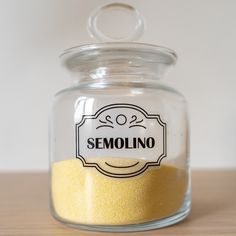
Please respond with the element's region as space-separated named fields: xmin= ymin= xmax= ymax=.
xmin=0 ymin=170 xmax=235 ymax=236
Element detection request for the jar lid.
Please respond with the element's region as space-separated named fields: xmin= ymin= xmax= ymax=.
xmin=60 ymin=3 xmax=177 ymax=73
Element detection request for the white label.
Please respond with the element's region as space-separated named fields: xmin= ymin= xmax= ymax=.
xmin=76 ymin=103 xmax=167 ymax=178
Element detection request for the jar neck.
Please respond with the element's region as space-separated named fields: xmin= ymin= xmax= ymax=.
xmin=61 ymin=43 xmax=177 ymax=83
xmin=71 ymin=62 xmax=171 ymax=82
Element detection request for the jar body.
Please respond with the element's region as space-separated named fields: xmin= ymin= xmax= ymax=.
xmin=50 ymin=77 xmax=190 ymax=232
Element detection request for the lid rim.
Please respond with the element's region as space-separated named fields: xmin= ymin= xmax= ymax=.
xmin=60 ymin=42 xmax=177 ymax=72
xmin=61 ymin=42 xmax=177 ymax=59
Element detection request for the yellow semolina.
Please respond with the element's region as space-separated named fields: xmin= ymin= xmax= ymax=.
xmin=51 ymin=158 xmax=188 ymax=225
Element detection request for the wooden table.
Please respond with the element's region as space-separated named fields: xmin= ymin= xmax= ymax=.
xmin=0 ymin=170 xmax=235 ymax=236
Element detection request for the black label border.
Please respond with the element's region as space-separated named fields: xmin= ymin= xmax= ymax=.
xmin=75 ymin=103 xmax=167 ymax=178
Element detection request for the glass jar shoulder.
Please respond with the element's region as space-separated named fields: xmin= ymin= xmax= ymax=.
xmin=52 ymin=80 xmax=187 ymax=115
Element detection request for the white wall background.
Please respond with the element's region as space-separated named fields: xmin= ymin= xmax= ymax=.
xmin=0 ymin=0 xmax=235 ymax=171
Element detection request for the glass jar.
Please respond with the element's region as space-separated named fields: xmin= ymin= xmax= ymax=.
xmin=49 ymin=3 xmax=190 ymax=232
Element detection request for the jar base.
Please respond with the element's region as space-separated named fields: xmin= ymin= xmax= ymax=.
xmin=51 ymin=193 xmax=191 ymax=232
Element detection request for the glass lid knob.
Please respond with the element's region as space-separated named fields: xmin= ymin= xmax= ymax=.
xmin=87 ymin=3 xmax=145 ymax=42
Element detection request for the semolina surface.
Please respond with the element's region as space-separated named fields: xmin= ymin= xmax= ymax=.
xmin=51 ymin=158 xmax=187 ymax=225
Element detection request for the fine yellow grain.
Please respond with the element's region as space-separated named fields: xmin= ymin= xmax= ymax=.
xmin=51 ymin=158 xmax=187 ymax=225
